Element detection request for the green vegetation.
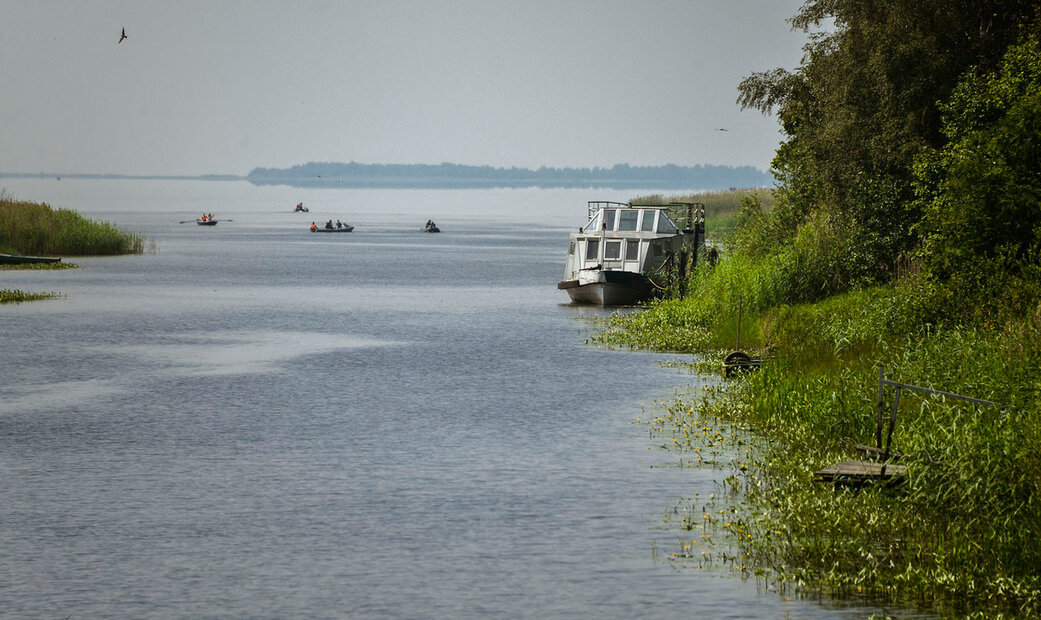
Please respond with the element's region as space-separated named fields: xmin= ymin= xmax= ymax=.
xmin=633 ymin=189 xmax=775 ymax=237
xmin=0 ymin=192 xmax=147 ymax=256
xmin=0 ymin=262 xmax=78 ymax=271
xmin=0 ymin=289 xmax=62 ymax=303
xmin=594 ymin=4 xmax=1041 ymax=616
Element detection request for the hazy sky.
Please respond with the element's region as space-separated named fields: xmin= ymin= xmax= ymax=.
xmin=2 ymin=0 xmax=810 ymax=176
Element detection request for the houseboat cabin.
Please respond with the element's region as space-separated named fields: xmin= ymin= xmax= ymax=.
xmin=558 ymin=201 xmax=702 ymax=306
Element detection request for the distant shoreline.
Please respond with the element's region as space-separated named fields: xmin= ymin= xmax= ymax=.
xmin=1 ymin=161 xmax=773 ymax=191
xmin=0 ymin=172 xmax=241 ymax=182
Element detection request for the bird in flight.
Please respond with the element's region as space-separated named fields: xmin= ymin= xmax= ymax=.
xmin=118 ymin=28 xmax=128 ymax=44
xmin=715 ymin=128 xmax=728 ymax=132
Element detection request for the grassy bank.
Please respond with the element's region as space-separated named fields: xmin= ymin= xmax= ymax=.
xmin=0 ymin=193 xmax=147 ymax=256
xmin=595 ymin=258 xmax=1041 ymax=615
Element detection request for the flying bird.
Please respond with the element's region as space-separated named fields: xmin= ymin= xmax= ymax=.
xmin=715 ymin=128 xmax=728 ymax=132
xmin=118 ymin=28 xmax=128 ymax=44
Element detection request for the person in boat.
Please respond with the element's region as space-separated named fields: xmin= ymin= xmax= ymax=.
xmin=336 ymin=219 xmax=343 ymax=229
xmin=200 ymin=214 xmax=207 ymax=222
xmin=310 ymin=222 xmax=317 ymax=232
xmin=325 ymin=220 xmax=334 ymax=230
xmin=296 ymin=202 xmax=305 ymax=212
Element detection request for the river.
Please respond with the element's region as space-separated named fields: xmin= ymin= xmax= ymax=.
xmin=0 ymin=179 xmax=884 ymax=618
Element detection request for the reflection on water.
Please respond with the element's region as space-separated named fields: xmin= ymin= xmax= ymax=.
xmin=107 ymin=331 xmax=400 ymax=377
xmin=0 ymin=180 xmax=886 ymax=618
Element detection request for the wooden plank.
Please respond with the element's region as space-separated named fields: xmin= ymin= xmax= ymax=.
xmin=814 ymin=460 xmax=907 ymax=484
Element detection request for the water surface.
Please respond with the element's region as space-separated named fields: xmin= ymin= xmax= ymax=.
xmin=1 ymin=180 xmax=888 ymax=618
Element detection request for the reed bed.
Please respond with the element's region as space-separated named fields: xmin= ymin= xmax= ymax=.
xmin=0 ymin=194 xmax=146 ymax=256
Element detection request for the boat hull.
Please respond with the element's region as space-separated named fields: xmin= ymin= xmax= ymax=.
xmin=312 ymin=226 xmax=355 ymax=233
xmin=557 ymin=270 xmax=655 ymax=306
xmin=0 ymin=252 xmax=62 ymax=264
xmin=196 ymin=220 xmax=218 ymax=226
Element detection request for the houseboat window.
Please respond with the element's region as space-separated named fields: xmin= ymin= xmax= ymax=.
xmin=568 ymin=239 xmax=575 ymax=256
xmin=640 ymin=210 xmax=656 ymax=231
xmin=585 ymin=239 xmax=599 ymax=260
xmin=657 ymin=213 xmax=679 ymax=233
xmin=604 ymin=240 xmax=621 ymax=260
xmin=584 ymin=213 xmax=600 ymax=232
xmin=603 ymin=209 xmax=617 ymax=231
xmin=626 ymin=240 xmax=639 ymax=260
xmin=618 ymin=209 xmax=639 ymax=231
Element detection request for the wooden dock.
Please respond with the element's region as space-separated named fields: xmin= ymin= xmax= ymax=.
xmin=814 ymin=460 xmax=907 ymax=486
xmin=814 ymin=366 xmax=1002 ymax=489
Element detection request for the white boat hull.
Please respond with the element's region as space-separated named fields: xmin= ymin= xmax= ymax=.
xmin=557 ymin=270 xmax=655 ymax=306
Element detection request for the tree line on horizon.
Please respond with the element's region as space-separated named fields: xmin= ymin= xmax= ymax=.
xmin=245 ymin=161 xmax=772 ymax=190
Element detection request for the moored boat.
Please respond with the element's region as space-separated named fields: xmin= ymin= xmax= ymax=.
xmin=0 ymin=252 xmax=62 ymax=264
xmin=557 ymin=201 xmax=704 ymax=306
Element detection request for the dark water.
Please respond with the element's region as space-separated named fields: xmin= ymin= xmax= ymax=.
xmin=1 ymin=180 xmax=888 ymax=618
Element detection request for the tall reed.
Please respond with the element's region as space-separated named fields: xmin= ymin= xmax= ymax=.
xmin=0 ymin=195 xmax=146 ymax=255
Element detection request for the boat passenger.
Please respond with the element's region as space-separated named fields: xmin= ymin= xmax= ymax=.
xmin=310 ymin=222 xmax=317 ymax=231
xmin=325 ymin=220 xmax=334 ymax=230
xmin=336 ymin=219 xmax=343 ymax=229
xmin=200 ymin=214 xmax=207 ymax=222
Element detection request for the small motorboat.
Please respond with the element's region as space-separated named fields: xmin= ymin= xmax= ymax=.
xmin=197 ymin=219 xmax=219 ymax=226
xmin=294 ymin=202 xmax=309 ymax=213
xmin=422 ymin=221 xmax=440 ymax=233
xmin=0 ymin=252 xmax=62 ymax=264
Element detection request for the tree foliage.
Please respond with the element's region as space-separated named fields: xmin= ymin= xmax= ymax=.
xmin=913 ymin=35 xmax=1041 ymax=318
xmin=738 ymin=0 xmax=1039 ymax=292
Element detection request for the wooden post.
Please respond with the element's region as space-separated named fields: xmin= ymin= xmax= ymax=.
xmin=875 ymin=365 xmax=886 ymax=450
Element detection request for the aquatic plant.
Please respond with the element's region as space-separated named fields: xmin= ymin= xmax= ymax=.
xmin=0 ymin=289 xmax=62 ymax=303
xmin=0 ymin=261 xmax=78 ymax=271
xmin=0 ymin=194 xmax=147 ymax=255
xmin=620 ymin=290 xmax=1041 ymax=615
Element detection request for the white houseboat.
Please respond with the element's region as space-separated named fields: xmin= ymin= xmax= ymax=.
xmin=557 ymin=201 xmax=704 ymax=306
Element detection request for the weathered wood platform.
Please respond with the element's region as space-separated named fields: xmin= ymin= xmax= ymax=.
xmin=814 ymin=460 xmax=907 ymax=486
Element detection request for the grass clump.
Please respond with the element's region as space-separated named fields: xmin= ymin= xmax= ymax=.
xmin=0 ymin=289 xmax=62 ymax=303
xmin=0 ymin=192 xmax=147 ymax=256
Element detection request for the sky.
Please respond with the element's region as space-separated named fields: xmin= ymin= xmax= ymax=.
xmin=1 ymin=0 xmax=812 ymax=177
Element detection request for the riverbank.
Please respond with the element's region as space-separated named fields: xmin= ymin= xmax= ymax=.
xmin=1 ymin=191 xmax=150 ymax=303
xmin=593 ymin=197 xmax=1041 ymax=615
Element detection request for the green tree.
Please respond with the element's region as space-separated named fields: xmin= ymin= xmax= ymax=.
xmin=913 ymin=35 xmax=1041 ymax=315
xmin=738 ymin=0 xmax=1039 ymax=286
